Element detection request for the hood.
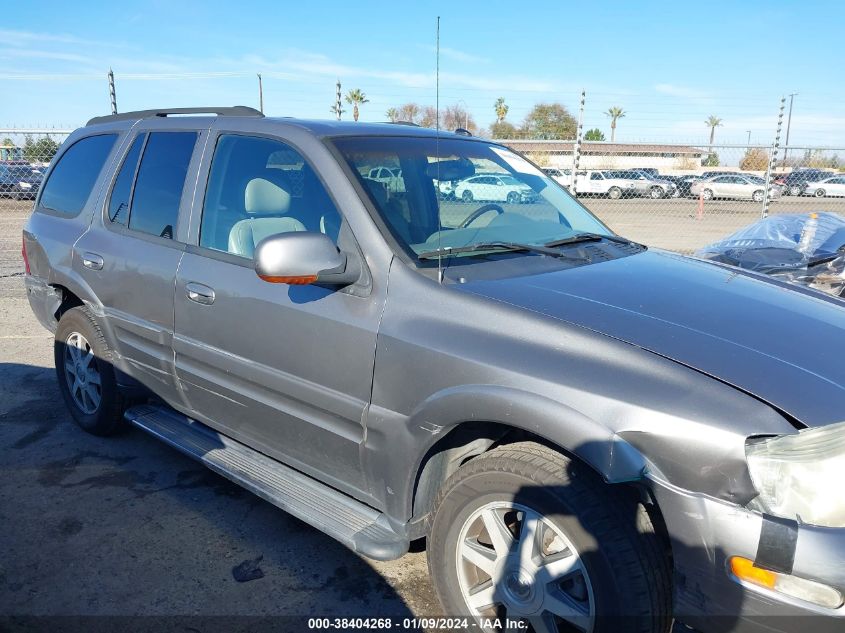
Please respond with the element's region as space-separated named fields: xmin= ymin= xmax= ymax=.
xmin=460 ymin=249 xmax=845 ymax=427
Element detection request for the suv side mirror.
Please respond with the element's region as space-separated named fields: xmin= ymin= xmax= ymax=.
xmin=254 ymin=232 xmax=358 ymax=287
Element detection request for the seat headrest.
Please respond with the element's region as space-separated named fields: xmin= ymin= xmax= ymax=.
xmin=245 ymin=177 xmax=291 ymax=215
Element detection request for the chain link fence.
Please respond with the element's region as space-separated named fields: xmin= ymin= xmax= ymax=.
xmin=2 ymin=128 xmax=844 ymax=256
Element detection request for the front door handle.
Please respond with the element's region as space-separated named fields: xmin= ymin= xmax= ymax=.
xmin=81 ymin=252 xmax=104 ymax=270
xmin=185 ymin=282 xmax=215 ymax=305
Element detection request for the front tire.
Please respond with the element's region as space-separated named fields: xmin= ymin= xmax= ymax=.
xmin=428 ymin=442 xmax=672 ymax=633
xmin=54 ymin=306 xmax=130 ymax=436
xmin=607 ymin=187 xmax=622 ymax=200
xmin=507 ymin=191 xmax=520 ymax=204
xmin=649 ymin=186 xmax=664 ymax=199
xmin=789 ymin=184 xmax=802 ymax=196
xmin=702 ymin=188 xmax=714 ymax=201
xmin=752 ymin=190 xmax=765 ymax=202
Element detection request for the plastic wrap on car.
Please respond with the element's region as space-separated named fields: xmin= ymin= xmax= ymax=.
xmin=696 ymin=212 xmax=845 ymax=297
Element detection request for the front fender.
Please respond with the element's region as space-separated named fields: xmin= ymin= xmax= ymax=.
xmin=364 ymin=384 xmax=647 ymax=522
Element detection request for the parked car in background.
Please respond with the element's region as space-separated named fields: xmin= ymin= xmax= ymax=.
xmin=366 ymin=165 xmax=405 ymax=194
xmin=690 ymin=174 xmax=779 ymax=202
xmin=660 ymin=174 xmax=701 ymax=198
xmin=804 ymin=175 xmax=845 ymax=198
xmin=576 ymin=170 xmax=637 ymax=198
xmin=0 ymin=161 xmax=44 ymax=200
xmin=777 ymin=169 xmax=835 ymax=196
xmin=605 ymin=169 xmax=677 ymax=199
xmin=631 ymin=167 xmax=660 ymax=178
xmin=542 ymin=167 xmax=573 ymax=188
xmin=454 ymin=173 xmax=538 ymax=203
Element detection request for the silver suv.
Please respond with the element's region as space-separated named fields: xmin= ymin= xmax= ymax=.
xmin=23 ymin=107 xmax=845 ymax=633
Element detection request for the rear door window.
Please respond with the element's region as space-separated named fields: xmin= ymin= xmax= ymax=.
xmin=39 ymin=134 xmax=117 ymax=216
xmin=107 ymin=134 xmax=145 ymax=226
xmin=128 ymin=132 xmax=197 ymax=239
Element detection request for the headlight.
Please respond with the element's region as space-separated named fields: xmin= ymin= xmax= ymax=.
xmin=746 ymin=421 xmax=845 ymax=527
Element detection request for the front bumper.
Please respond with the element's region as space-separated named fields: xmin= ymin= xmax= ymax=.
xmin=651 ymin=478 xmax=845 ymax=633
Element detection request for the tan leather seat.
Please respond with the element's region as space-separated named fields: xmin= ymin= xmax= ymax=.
xmin=228 ymin=178 xmax=306 ymax=257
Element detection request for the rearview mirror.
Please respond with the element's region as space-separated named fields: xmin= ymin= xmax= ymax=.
xmin=254 ymin=232 xmax=357 ymax=286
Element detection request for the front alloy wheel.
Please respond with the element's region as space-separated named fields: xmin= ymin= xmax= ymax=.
xmin=456 ymin=501 xmax=593 ymax=631
xmin=428 ymin=442 xmax=672 ymax=633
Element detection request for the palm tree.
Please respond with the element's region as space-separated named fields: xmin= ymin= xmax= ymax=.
xmin=705 ymin=115 xmax=723 ymax=146
xmin=385 ymin=107 xmax=399 ymax=123
xmin=604 ymin=107 xmax=625 ymax=142
xmin=345 ymin=88 xmax=369 ymax=122
xmin=494 ymin=97 xmax=509 ymax=123
xmin=329 ymin=103 xmax=346 ymax=119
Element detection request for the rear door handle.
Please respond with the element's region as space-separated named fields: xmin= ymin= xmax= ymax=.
xmin=81 ymin=252 xmax=104 ymax=270
xmin=185 ymin=282 xmax=215 ymax=305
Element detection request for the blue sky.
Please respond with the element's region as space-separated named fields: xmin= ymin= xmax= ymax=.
xmin=3 ymin=0 xmax=844 ymax=146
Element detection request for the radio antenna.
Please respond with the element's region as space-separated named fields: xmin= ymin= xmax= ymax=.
xmin=435 ymin=15 xmax=443 ymax=283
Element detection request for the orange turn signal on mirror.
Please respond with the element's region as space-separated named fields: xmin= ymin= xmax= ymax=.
xmin=730 ymin=556 xmax=777 ymax=589
xmin=258 ymin=274 xmax=318 ymax=285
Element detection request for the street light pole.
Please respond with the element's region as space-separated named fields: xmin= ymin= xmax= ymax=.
xmin=783 ymin=92 xmax=797 ymax=168
xmin=456 ymin=99 xmax=469 ymax=130
xmin=257 ymin=73 xmax=264 ymax=114
xmin=746 ymin=130 xmax=751 ymax=145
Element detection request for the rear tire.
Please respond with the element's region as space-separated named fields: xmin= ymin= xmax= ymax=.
xmin=54 ymin=306 xmax=130 ymax=436
xmin=649 ymin=186 xmax=664 ymax=199
xmin=702 ymin=188 xmax=714 ymax=201
xmin=815 ymin=189 xmax=826 ymax=198
xmin=789 ymin=184 xmax=802 ymax=196
xmin=752 ymin=190 xmax=764 ymax=202
xmin=428 ymin=442 xmax=672 ymax=633
xmin=608 ymin=187 xmax=622 ymax=200
xmin=462 ymin=190 xmax=474 ymax=203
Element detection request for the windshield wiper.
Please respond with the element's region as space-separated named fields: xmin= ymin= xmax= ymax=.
xmin=417 ymin=241 xmax=589 ymax=262
xmin=545 ymin=232 xmax=637 ymax=248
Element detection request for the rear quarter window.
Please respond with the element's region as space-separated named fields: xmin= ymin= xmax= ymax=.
xmin=38 ymin=134 xmax=117 ymax=216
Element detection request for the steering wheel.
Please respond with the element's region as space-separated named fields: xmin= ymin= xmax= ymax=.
xmin=459 ymin=203 xmax=505 ymax=229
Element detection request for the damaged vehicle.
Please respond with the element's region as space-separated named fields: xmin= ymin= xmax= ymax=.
xmin=698 ymin=212 xmax=845 ymax=297
xmin=22 ymin=107 xmax=845 ymax=633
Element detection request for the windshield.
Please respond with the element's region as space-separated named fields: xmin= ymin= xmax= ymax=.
xmin=332 ymin=136 xmax=609 ymax=261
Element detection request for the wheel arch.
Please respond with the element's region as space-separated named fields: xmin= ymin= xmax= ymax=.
xmin=397 ymin=385 xmax=648 ymax=529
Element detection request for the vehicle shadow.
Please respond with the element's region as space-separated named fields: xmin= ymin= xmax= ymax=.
xmin=0 ymin=360 xmax=428 ymax=633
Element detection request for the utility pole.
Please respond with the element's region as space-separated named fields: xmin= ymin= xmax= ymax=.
xmin=782 ymin=92 xmax=797 ymax=168
xmin=108 ymin=68 xmax=117 ymax=114
xmin=257 ymin=74 xmax=264 ymax=113
xmin=335 ymin=79 xmax=342 ymax=121
xmin=746 ymin=130 xmax=752 ymax=145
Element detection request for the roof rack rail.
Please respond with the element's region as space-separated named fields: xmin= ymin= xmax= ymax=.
xmin=389 ymin=120 xmax=419 ymax=127
xmin=87 ymin=106 xmax=263 ymax=126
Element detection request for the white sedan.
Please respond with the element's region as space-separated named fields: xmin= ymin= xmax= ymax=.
xmin=690 ymin=174 xmax=780 ymax=202
xmin=453 ymin=174 xmax=539 ymax=204
xmin=805 ymin=175 xmax=845 ymax=198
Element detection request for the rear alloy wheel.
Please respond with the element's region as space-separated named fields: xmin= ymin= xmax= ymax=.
xmin=54 ymin=306 xmax=131 ymax=436
xmin=507 ymin=191 xmax=520 ymax=204
xmin=789 ymin=184 xmax=803 ymax=196
xmin=815 ymin=189 xmax=826 ymax=198
xmin=428 ymin=442 xmax=672 ymax=633
xmin=752 ymin=190 xmax=765 ymax=203
xmin=607 ymin=187 xmax=622 ymax=200
xmin=462 ymin=190 xmax=474 ymax=203
xmin=702 ymin=188 xmax=714 ymax=201
xmin=649 ymin=186 xmax=664 ymax=199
